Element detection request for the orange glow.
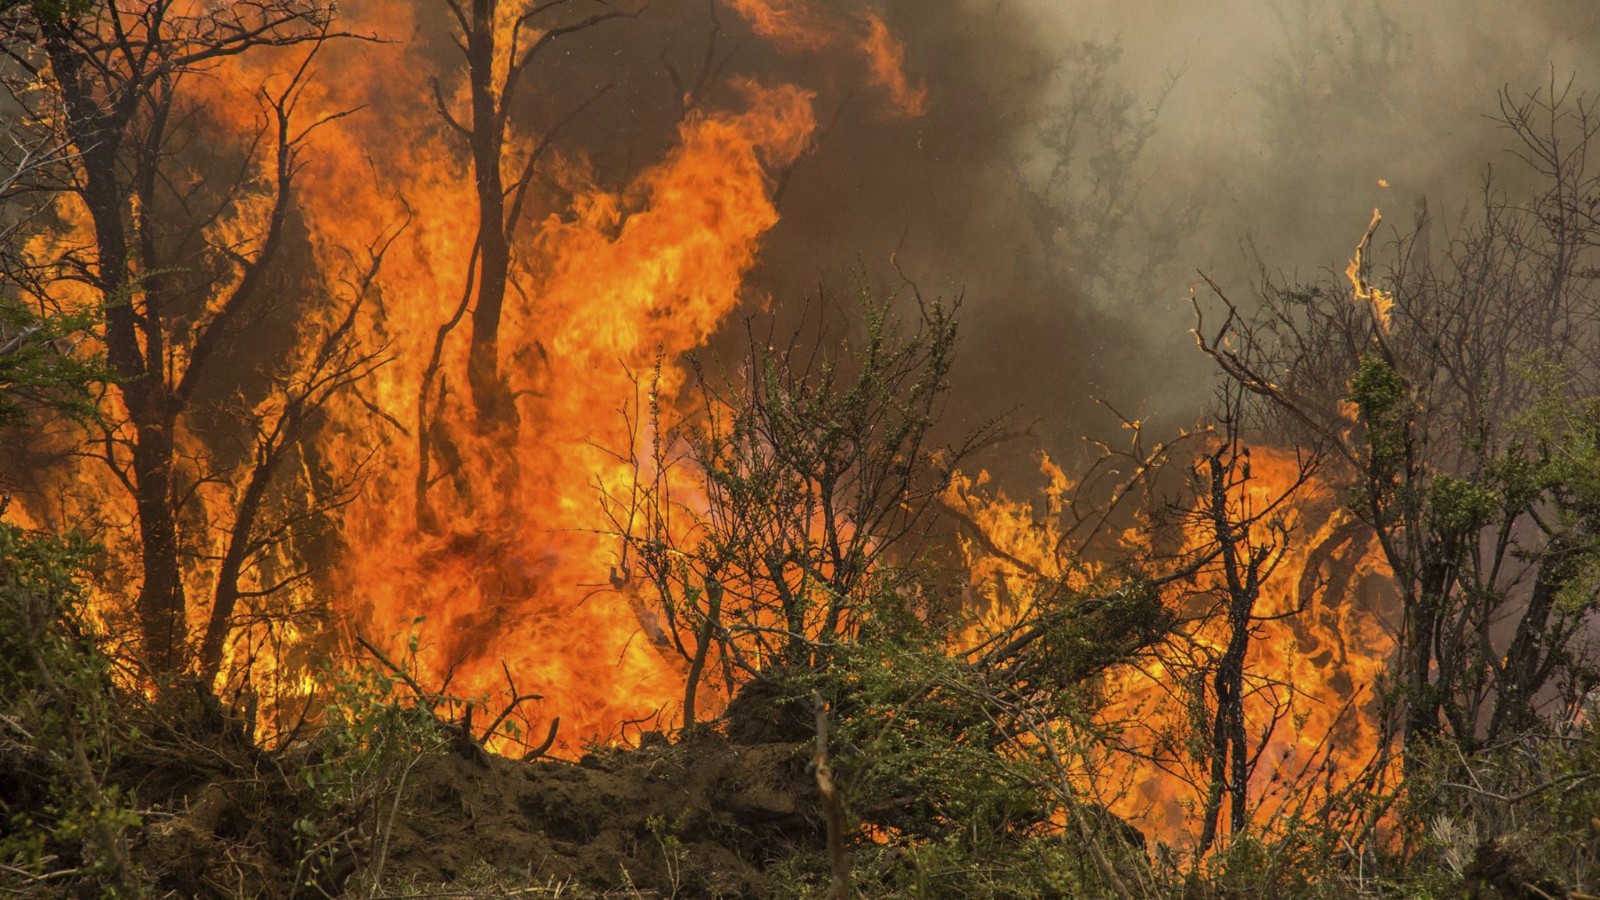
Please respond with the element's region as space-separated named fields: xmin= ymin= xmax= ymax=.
xmin=726 ymin=1 xmax=928 ymax=118
xmin=321 ymin=79 xmax=818 ymax=751
xmin=725 ymin=0 xmax=837 ymax=51
xmin=942 ymin=456 xmax=1100 ymax=634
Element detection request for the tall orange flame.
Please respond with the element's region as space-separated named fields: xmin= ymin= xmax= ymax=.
xmin=285 ymin=2 xmax=919 ymax=749
xmin=861 ymin=12 xmax=927 ymax=118
xmin=10 ymin=0 xmax=929 ymax=750
xmin=329 ymin=80 xmax=818 ymax=748
xmin=1347 ymin=207 xmax=1396 ymax=333
xmin=726 ymin=1 xmax=928 ymax=117
xmin=725 ymin=0 xmax=837 ymax=50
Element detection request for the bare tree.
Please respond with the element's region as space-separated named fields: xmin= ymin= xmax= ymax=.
xmin=1180 ymin=396 xmax=1319 ymax=855
xmin=1192 ymin=78 xmax=1600 ymax=756
xmin=424 ymin=0 xmax=639 ymax=432
xmin=602 ymin=286 xmax=983 ymax=724
xmin=196 ymin=231 xmax=395 ymax=686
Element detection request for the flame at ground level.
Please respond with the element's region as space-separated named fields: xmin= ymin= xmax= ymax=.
xmin=950 ymin=449 xmax=1398 ymax=849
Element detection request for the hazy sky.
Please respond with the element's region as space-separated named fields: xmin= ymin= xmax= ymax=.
xmin=926 ymin=0 xmax=1600 ymax=454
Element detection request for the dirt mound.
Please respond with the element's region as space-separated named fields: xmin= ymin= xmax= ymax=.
xmin=379 ymin=730 xmax=825 ymax=896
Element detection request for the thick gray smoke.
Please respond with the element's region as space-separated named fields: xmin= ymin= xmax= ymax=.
xmin=878 ymin=0 xmax=1600 ymax=475
xmin=992 ymin=0 xmax=1600 ymax=427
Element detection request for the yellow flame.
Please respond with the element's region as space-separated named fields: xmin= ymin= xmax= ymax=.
xmin=1346 ymin=208 xmax=1396 ymax=333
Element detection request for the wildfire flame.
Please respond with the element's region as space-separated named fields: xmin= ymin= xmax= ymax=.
xmin=1347 ymin=207 xmax=1396 ymax=333
xmin=727 ymin=0 xmax=928 ymax=117
xmin=330 ymin=78 xmax=819 ymax=748
xmin=9 ymin=0 xmax=929 ymax=750
xmin=4 ymin=0 xmax=1409 ymax=852
xmin=725 ymin=0 xmax=837 ymax=51
xmin=861 ymin=12 xmax=928 ymax=118
xmin=950 ymin=448 xmax=1397 ymax=849
xmin=305 ymin=3 xmax=925 ymax=749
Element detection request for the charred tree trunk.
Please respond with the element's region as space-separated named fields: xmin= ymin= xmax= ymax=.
xmin=1400 ymin=553 xmax=1452 ymax=756
xmin=1197 ymin=452 xmax=1262 ymax=856
xmin=43 ymin=22 xmax=190 ymax=679
xmin=39 ymin=6 xmax=321 ymax=684
xmin=443 ymin=0 xmax=630 ymax=431
xmin=199 ymin=460 xmax=276 ymax=684
xmin=463 ymin=0 xmax=516 ymax=429
xmin=130 ymin=418 xmax=187 ymax=677
xmin=682 ymin=577 xmax=723 ymax=731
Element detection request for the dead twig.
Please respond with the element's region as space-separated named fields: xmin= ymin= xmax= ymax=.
xmin=811 ymin=690 xmax=851 ymax=900
xmin=522 ymin=717 xmax=561 ymax=761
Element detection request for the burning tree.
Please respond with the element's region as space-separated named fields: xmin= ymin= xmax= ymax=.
xmin=437 ymin=0 xmax=639 ymax=430
xmin=601 ymin=284 xmax=1196 ymax=894
xmin=1173 ymin=400 xmax=1322 ymax=856
xmin=0 ymin=134 xmax=103 ymax=432
xmin=0 ymin=0 xmax=386 ymax=691
xmin=936 ymin=381 xmax=1397 ymax=864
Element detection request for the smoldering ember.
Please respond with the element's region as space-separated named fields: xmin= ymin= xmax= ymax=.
xmin=2 ymin=1 xmax=1600 ymax=898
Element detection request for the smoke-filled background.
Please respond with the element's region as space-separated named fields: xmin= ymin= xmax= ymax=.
xmin=568 ymin=0 xmax=1599 ymax=466
xmin=883 ymin=0 xmax=1599 ymax=456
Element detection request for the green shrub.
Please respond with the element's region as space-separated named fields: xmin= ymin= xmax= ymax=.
xmin=0 ymin=522 xmax=140 ymax=896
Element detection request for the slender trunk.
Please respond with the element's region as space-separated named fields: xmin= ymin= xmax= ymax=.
xmin=1402 ymin=557 xmax=1449 ymax=754
xmin=1197 ymin=454 xmax=1256 ymax=856
xmin=465 ymin=0 xmax=516 ymax=427
xmin=1490 ymin=539 xmax=1576 ymax=739
xmin=199 ymin=458 xmax=278 ymax=683
xmin=132 ymin=421 xmax=186 ymax=677
xmin=812 ymin=691 xmax=851 ymax=900
xmin=683 ymin=578 xmax=723 ymax=730
xmin=1228 ymin=697 xmax=1248 ymax=835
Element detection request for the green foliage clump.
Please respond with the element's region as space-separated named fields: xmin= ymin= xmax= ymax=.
xmin=1425 ymin=475 xmax=1498 ymax=540
xmin=0 ymin=297 xmax=104 ymax=428
xmin=1399 ymin=720 xmax=1600 ymax=899
xmin=786 ymin=576 xmax=1160 ymax=898
xmin=294 ymin=630 xmax=447 ymax=893
xmin=0 ymin=521 xmax=140 ymax=895
xmin=1347 ymin=353 xmax=1408 ymax=478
